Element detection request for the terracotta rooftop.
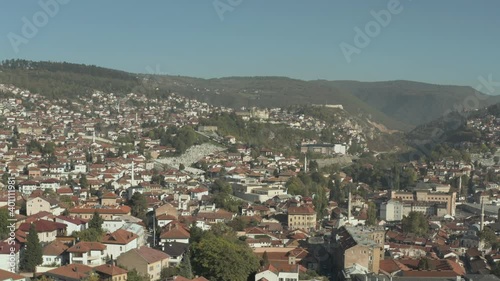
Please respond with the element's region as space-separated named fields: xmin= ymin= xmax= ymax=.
xmin=68 ymin=241 xmax=106 ymax=253
xmin=94 ymin=264 xmax=128 ymax=276
xmin=102 ymin=229 xmax=138 ymax=245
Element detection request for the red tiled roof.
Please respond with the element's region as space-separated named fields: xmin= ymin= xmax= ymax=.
xmin=67 ymin=241 xmax=106 ymax=253
xmin=94 ymin=264 xmax=128 ymax=276
xmin=102 ymin=229 xmax=138 ymax=245
xmin=19 ymin=219 xmax=67 ymax=233
xmin=45 ymin=263 xmax=93 ymax=280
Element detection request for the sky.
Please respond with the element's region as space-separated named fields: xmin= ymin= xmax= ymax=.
xmin=0 ymin=0 xmax=499 ymax=87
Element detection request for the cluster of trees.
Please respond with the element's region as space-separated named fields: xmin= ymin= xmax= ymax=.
xmin=0 ymin=60 xmax=138 ymax=99
xmin=199 ymin=112 xmax=318 ymax=156
xmin=72 ymin=211 xmax=104 ymax=242
xmin=211 ymin=179 xmax=240 ymax=213
xmin=189 ymin=224 xmax=260 ymax=281
xmin=144 ymin=126 xmax=202 ymax=155
xmin=127 ymin=192 xmax=148 ymax=222
xmin=401 ymin=211 xmax=429 ymax=236
xmin=285 ymin=172 xmax=329 ymax=217
xmin=343 ymin=154 xmax=417 ymax=190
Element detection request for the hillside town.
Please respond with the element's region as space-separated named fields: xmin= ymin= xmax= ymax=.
xmin=1 ymin=83 xmax=500 ymax=281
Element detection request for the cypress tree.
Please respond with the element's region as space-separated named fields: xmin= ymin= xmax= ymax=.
xmin=21 ymin=224 xmax=43 ymax=272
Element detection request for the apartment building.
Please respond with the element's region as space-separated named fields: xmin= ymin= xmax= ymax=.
xmin=287 ymin=205 xmax=317 ymax=230
xmin=390 ymin=190 xmax=456 ymax=216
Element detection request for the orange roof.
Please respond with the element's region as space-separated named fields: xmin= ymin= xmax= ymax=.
xmin=102 ymin=229 xmax=138 ymax=245
xmin=45 ymin=263 xmax=93 ymax=280
xmin=94 ymin=264 xmax=128 ymax=276
xmin=68 ymin=241 xmax=106 ymax=253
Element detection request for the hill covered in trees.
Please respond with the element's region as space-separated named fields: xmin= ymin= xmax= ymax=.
xmin=2 ymin=59 xmax=497 ymax=132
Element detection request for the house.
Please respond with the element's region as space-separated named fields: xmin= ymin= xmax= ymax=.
xmin=44 ymin=263 xmax=94 ymax=281
xmin=162 ymin=242 xmax=189 ymax=266
xmin=18 ymin=220 xmax=67 ymax=243
xmin=155 ymin=203 xmax=179 ymax=219
xmin=67 ymin=241 xmax=107 ymax=266
xmin=156 ymin=214 xmax=176 ymax=228
xmin=334 ymin=225 xmax=386 ymax=275
xmin=26 ymin=196 xmax=59 ymax=216
xmin=287 ymin=205 xmax=317 ymax=230
xmin=255 ymin=264 xmax=299 ymax=281
xmin=19 ymin=180 xmax=40 ymax=195
xmin=170 ymin=277 xmax=209 ymax=281
xmin=101 ymin=229 xmax=139 ymax=259
xmin=55 ymin=216 xmax=88 ymax=235
xmin=42 ymin=240 xmax=69 ymax=266
xmin=40 ymin=178 xmax=60 ymax=191
xmin=159 ymin=225 xmax=191 ymax=245
xmin=0 ymin=241 xmax=21 ymax=272
xmin=68 ymin=205 xmax=131 ymax=220
xmin=94 ymin=264 xmax=128 ymax=281
xmin=0 ymin=268 xmax=29 ymax=281
xmin=117 ymin=246 xmax=170 ymax=281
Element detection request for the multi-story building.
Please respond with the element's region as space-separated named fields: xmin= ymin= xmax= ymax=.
xmin=380 ymin=199 xmax=404 ymax=221
xmin=391 ymin=190 xmax=456 ymax=216
xmin=117 ymin=246 xmax=170 ymax=281
xmin=287 ymin=205 xmax=317 ymax=230
xmin=333 ymin=225 xmax=385 ymax=276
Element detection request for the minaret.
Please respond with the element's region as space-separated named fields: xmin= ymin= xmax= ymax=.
xmin=135 ymin=112 xmax=138 ymax=123
xmin=347 ymin=189 xmax=352 ymax=224
xmin=304 ymin=154 xmax=307 ymax=173
xmin=458 ymin=176 xmax=462 ymax=200
xmin=131 ymin=161 xmax=135 ymax=186
xmin=92 ymin=131 xmax=96 ymax=144
xmin=480 ymin=202 xmax=485 ymax=231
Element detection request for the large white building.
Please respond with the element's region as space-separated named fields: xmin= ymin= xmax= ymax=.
xmin=380 ymin=200 xmax=404 ymax=221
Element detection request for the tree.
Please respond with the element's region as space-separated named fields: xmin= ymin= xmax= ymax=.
xmin=128 ymin=192 xmax=148 ymax=221
xmin=312 ymin=183 xmax=327 ymax=218
xmin=20 ymin=224 xmax=43 ymax=272
xmin=191 ymin=232 xmax=260 ymax=281
xmin=88 ymin=211 xmax=103 ymax=232
xmin=401 ymin=211 xmax=429 ymax=236
xmin=492 ymin=261 xmax=500 ymax=277
xmin=178 ymin=251 xmax=193 ymax=279
xmin=127 ymin=269 xmax=149 ymax=281
xmin=73 ymin=228 xmax=103 ymax=242
xmin=418 ymin=257 xmax=430 ymax=270
xmin=479 ymin=227 xmax=498 ymax=248
xmin=261 ymin=251 xmax=270 ymax=267
xmin=0 ymin=209 xmax=9 ymax=240
xmin=179 ymin=163 xmax=185 ymax=171
xmin=79 ymin=174 xmax=88 ymax=188
xmin=285 ymin=177 xmax=305 ymax=196
xmin=366 ymin=202 xmax=377 ymax=226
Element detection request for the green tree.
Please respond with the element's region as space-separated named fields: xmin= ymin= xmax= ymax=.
xmin=491 ymin=261 xmax=500 ymax=277
xmin=127 ymin=269 xmax=149 ymax=281
xmin=128 ymin=192 xmax=148 ymax=221
xmin=313 ymin=183 xmax=327 ymax=218
xmin=73 ymin=228 xmax=103 ymax=242
xmin=191 ymin=232 xmax=260 ymax=281
xmin=418 ymin=257 xmax=430 ymax=270
xmin=479 ymin=227 xmax=498 ymax=248
xmin=261 ymin=251 xmax=270 ymax=267
xmin=402 ymin=211 xmax=429 ymax=236
xmin=285 ymin=176 xmax=305 ymax=196
xmin=88 ymin=211 xmax=103 ymax=232
xmin=0 ymin=209 xmax=9 ymax=240
xmin=366 ymin=202 xmax=377 ymax=226
xmin=79 ymin=174 xmax=88 ymax=188
xmin=179 ymin=163 xmax=185 ymax=171
xmin=178 ymin=252 xmax=193 ymax=279
xmin=20 ymin=224 xmax=43 ymax=272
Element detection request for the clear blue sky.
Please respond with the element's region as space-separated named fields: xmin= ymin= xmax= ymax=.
xmin=1 ymin=0 xmax=499 ymax=87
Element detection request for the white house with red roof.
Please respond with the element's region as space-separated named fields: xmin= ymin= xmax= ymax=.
xmin=55 ymin=215 xmax=88 ymax=235
xmin=101 ymin=229 xmax=139 ymax=258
